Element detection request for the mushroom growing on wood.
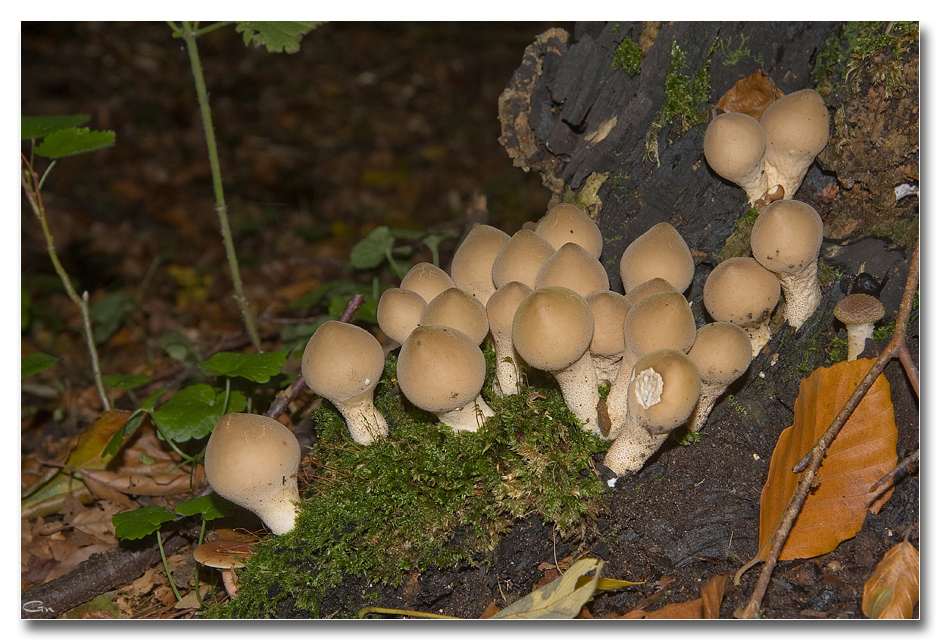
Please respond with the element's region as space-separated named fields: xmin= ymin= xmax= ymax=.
xmin=534 ymin=202 xmax=604 ymax=259
xmin=703 ymin=111 xmax=769 ymax=204
xmin=302 ymin=321 xmax=389 ymax=444
xmin=759 ymin=88 xmax=830 ymax=199
xmin=685 ymin=322 xmax=753 ymax=433
xmin=486 ymin=281 xmax=533 ymax=397
xmin=750 ymin=199 xmax=824 ymax=329
xmin=448 ymin=224 xmax=510 ymax=305
xmin=534 ymin=241 xmax=610 ymax=299
xmin=834 ymin=293 xmax=885 ymax=361
xmin=702 ymin=256 xmax=781 ymax=357
xmin=619 ymin=222 xmax=695 ymax=295
xmin=204 ymin=413 xmax=302 ymax=535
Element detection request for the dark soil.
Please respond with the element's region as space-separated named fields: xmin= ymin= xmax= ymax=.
xmin=21 ymin=21 xmax=919 ymax=619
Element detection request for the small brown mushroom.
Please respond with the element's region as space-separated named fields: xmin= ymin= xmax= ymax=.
xmin=685 ymin=322 xmax=753 ymax=432
xmin=703 ymin=111 xmax=769 ymax=204
xmin=834 ymin=293 xmax=885 ymax=361
xmin=376 ymin=287 xmax=427 ymax=345
xmin=192 ymin=540 xmax=256 ymax=597
xmin=585 ymin=290 xmax=632 ymax=386
xmin=619 ymin=223 xmax=695 ymax=295
xmin=702 ymin=256 xmax=781 ymax=357
xmin=759 ymin=88 xmax=830 ymax=199
xmin=534 ymin=203 xmax=604 ymax=259
xmin=491 ymin=228 xmax=556 ymax=290
xmin=420 ymin=287 xmax=489 ymax=345
xmin=534 ymin=242 xmax=610 ymax=299
xmin=448 ymin=224 xmax=510 ymax=305
xmin=486 ymin=281 xmax=533 ymax=397
xmin=400 ymin=262 xmax=456 ymax=303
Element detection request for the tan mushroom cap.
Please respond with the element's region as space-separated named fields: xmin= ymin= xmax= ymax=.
xmin=619 ymin=222 xmax=695 ymax=295
xmin=204 ymin=413 xmax=301 ymax=535
xmin=834 ymin=293 xmax=885 ymax=361
xmin=491 ymin=228 xmax=556 ymax=290
xmin=534 ymin=203 xmax=604 ymax=259
xmin=486 ymin=281 xmax=533 ymax=397
xmin=400 ymin=262 xmax=456 ymax=303
xmin=302 ymin=321 xmax=389 ymax=444
xmin=685 ymin=322 xmax=753 ymax=432
xmin=703 ymin=256 xmax=780 ymax=357
xmin=586 ymin=290 xmax=632 ymax=386
xmin=192 ymin=540 xmax=255 ymax=569
xmin=750 ymin=199 xmax=824 ymax=328
xmin=396 ymin=324 xmax=494 ymax=432
xmin=760 ymin=88 xmax=830 ymax=199
xmin=449 ymin=224 xmax=510 ymax=305
xmin=420 ymin=287 xmax=489 ymax=345
xmin=377 ymin=287 xmax=426 ymax=345
xmin=535 ymin=242 xmax=611 ymax=298
xmin=625 ymin=277 xmax=676 ymax=305
xmin=703 ymin=112 xmax=769 ymax=204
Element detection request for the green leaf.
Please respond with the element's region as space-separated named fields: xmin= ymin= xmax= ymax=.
xmin=175 ymin=494 xmax=233 ymax=521
xmin=34 ymin=127 xmax=115 ymax=159
xmin=491 ymin=558 xmax=604 ymax=619
xmin=158 ymin=331 xmax=198 ymax=364
xmin=112 ymin=505 xmax=177 ymax=541
xmin=235 ymin=21 xmax=324 ymax=54
xmin=21 ymin=114 xmax=90 ymax=140
xmin=199 ymin=350 xmax=288 ymax=384
xmin=350 ymin=226 xmax=395 ymax=270
xmin=90 ymin=291 xmax=135 ymax=344
xmin=22 ymin=352 xmax=58 ymax=378
xmin=151 ymin=384 xmax=246 ymax=443
xmin=102 ymin=408 xmax=148 ymax=457
xmin=102 ymin=374 xmax=153 ymax=391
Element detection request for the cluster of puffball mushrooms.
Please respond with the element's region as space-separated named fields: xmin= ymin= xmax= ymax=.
xmin=201 ymin=85 xmax=883 ymax=543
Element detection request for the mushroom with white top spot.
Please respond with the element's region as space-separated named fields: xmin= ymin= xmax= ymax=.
xmin=702 ymin=256 xmax=781 ymax=357
xmin=420 ymin=287 xmax=490 ymax=345
xmin=834 ymin=293 xmax=885 ymax=361
xmin=703 ymin=111 xmax=769 ymax=204
xmin=685 ymin=322 xmax=753 ymax=432
xmin=535 ymin=242 xmax=610 ymax=299
xmin=491 ymin=228 xmax=556 ymax=290
xmin=376 ymin=287 xmax=427 ymax=345
xmin=760 ymin=88 xmax=830 ymax=199
xmin=204 ymin=413 xmax=302 ymax=535
xmin=448 ymin=224 xmax=510 ymax=305
xmin=486 ymin=281 xmax=533 ymax=397
xmin=399 ymin=261 xmax=456 ymax=303
xmin=534 ymin=203 xmax=604 ymax=259
xmin=302 ymin=321 xmax=389 ymax=444
xmin=619 ymin=222 xmax=695 ymax=295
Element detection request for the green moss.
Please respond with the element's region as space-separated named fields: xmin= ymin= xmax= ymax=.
xmin=208 ymin=351 xmax=608 ymax=618
xmin=612 ymin=36 xmax=643 ymax=76
xmin=714 ymin=33 xmax=763 ymax=66
xmin=717 ymin=206 xmax=760 ymax=261
xmin=813 ymin=22 xmax=919 ymax=98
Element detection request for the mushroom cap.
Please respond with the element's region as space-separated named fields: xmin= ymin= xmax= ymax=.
xmin=624 ymin=277 xmax=677 ymax=305
xmin=534 ymin=203 xmax=604 ymax=259
xmin=302 ymin=321 xmax=385 ymax=404
xmin=534 ymin=242 xmax=611 ymax=298
xmin=396 ymin=324 xmax=487 ymax=414
xmin=486 ymin=281 xmax=533 ymax=339
xmin=420 ymin=287 xmax=489 ymax=345
xmin=629 ymin=349 xmax=702 ymax=435
xmin=750 ymin=199 xmax=824 ymax=277
xmin=834 ymin=293 xmax=885 ymax=326
xmin=687 ymin=322 xmax=753 ymax=386
xmin=702 ymin=257 xmax=780 ymax=328
xmin=192 ymin=540 xmax=255 ymax=569
xmin=703 ymin=112 xmax=768 ymax=202
xmin=760 ymin=88 xmax=830 ymax=198
xmin=512 ymin=286 xmax=594 ymax=372
xmin=586 ymin=290 xmax=632 ymax=357
xmin=491 ymin=228 xmax=556 ymax=290
xmin=623 ymin=290 xmax=697 ymax=358
xmin=377 ymin=287 xmax=427 ymax=344
xmin=399 ymin=262 xmax=456 ymax=303
xmin=619 ymin=222 xmax=695 ymax=294
xmin=448 ymin=224 xmax=510 ymax=304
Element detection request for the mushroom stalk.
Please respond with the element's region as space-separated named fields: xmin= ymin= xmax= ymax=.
xmin=686 ymin=382 xmax=727 ymax=434
xmin=777 ymin=259 xmax=821 ymax=329
xmin=551 ymin=349 xmax=601 ymax=434
xmin=603 ymin=420 xmax=671 ymax=476
xmin=331 ymin=393 xmax=390 ymax=444
xmin=438 ymin=395 xmax=495 ymax=432
xmin=492 ymin=339 xmax=524 ymax=397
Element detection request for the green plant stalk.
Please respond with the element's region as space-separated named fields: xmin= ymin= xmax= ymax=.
xmin=156 ymin=530 xmax=183 ymax=603
xmin=180 ymin=22 xmax=262 ymax=353
xmin=21 ymin=157 xmax=111 ymax=411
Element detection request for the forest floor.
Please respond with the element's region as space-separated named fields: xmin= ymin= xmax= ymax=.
xmin=20 ymin=22 xmax=919 ymax=620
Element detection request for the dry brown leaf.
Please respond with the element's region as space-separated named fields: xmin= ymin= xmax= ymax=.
xmin=612 ymin=574 xmax=729 ymax=619
xmin=862 ymin=541 xmax=919 ymax=619
xmin=716 ymin=70 xmax=784 ymax=120
xmin=759 ymin=359 xmax=898 ymax=561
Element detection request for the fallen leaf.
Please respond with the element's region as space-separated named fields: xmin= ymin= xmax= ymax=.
xmin=716 ymin=70 xmax=784 ymax=120
xmin=862 ymin=541 xmax=919 ymax=619
xmin=490 ymin=558 xmax=603 ymax=619
xmin=758 ymin=359 xmax=897 ymax=560
xmin=610 ymin=574 xmax=729 ymax=619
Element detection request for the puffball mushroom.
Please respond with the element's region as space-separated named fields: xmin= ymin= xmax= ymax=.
xmin=760 ymin=88 xmax=830 ymax=199
xmin=204 ymin=413 xmax=301 ymax=535
xmin=377 ymin=287 xmax=426 ymax=345
xmin=834 ymin=293 xmax=885 ymax=361
xmin=512 ymin=286 xmax=601 ymax=434
xmin=702 ymin=256 xmax=781 ymax=357
xmin=534 ymin=242 xmax=610 ymax=298
xmin=619 ymin=222 xmax=695 ymax=295
xmin=491 ymin=228 xmax=556 ymax=290
xmin=585 ymin=290 xmax=632 ymax=386
xmin=685 ymin=322 xmax=753 ymax=433
xmin=302 ymin=321 xmax=389 ymax=444
xmin=534 ymin=202 xmax=604 ymax=259
xmin=703 ymin=111 xmax=769 ymax=204
xmin=625 ymin=277 xmax=677 ymax=305
xmin=396 ymin=324 xmax=494 ymax=431
xmin=420 ymin=287 xmax=489 ymax=345
xmin=750 ymin=199 xmax=824 ymax=329
xmin=603 ymin=349 xmax=702 ymax=476
xmin=448 ymin=224 xmax=510 ymax=305
xmin=399 ymin=261 xmax=455 ymax=303
xmin=486 ymin=281 xmax=533 ymax=397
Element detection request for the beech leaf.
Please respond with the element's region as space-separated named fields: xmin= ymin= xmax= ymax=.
xmin=758 ymin=359 xmax=898 ymax=560
xmin=716 ymin=70 xmax=784 ymax=120
xmin=491 ymin=558 xmax=603 ymax=619
xmin=862 ymin=541 xmax=919 ymax=619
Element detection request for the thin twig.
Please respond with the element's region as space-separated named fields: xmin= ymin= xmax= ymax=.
xmin=737 ymin=236 xmax=919 ymax=619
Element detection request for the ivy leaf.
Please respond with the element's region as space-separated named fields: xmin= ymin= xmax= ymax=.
xmin=349 ymin=226 xmax=395 ymax=270
xmin=175 ymin=494 xmax=233 ymax=521
xmin=235 ymin=21 xmax=324 ymax=54
xmin=21 ymin=114 xmax=90 ymax=140
xmin=151 ymin=384 xmax=247 ymax=443
xmin=199 ymin=351 xmax=288 ymax=384
xmin=112 ymin=505 xmax=177 ymax=541
xmin=34 ymin=127 xmax=115 ymax=158
xmin=22 ymin=352 xmax=58 ymax=378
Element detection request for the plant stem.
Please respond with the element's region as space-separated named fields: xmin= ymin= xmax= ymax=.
xmin=156 ymin=530 xmax=183 ymax=603
xmin=179 ymin=21 xmax=263 ymax=353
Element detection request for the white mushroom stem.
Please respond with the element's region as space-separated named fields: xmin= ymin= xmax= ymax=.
xmin=331 ymin=393 xmax=390 ymax=445
xmin=603 ymin=352 xmax=639 ymax=440
xmin=603 ymin=421 xmax=670 ymax=476
xmin=777 ymin=260 xmax=822 ymax=328
xmin=437 ymin=395 xmax=495 ymax=432
xmin=591 ymin=352 xmax=623 ymax=388
xmin=742 ymin=323 xmax=772 ymax=359
xmin=492 ymin=339 xmax=524 ymax=398
xmin=846 ymin=323 xmax=876 ymax=361
xmin=686 ymin=381 xmax=728 ymax=433
xmin=249 ymin=482 xmax=301 ymax=536
xmin=220 ymin=569 xmax=239 ymax=597
xmin=551 ymin=350 xmax=601 ymax=434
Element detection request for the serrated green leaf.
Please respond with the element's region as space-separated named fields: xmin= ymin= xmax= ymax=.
xmin=175 ymin=494 xmax=233 ymax=521
xmin=235 ymin=21 xmax=324 ymax=54
xmin=199 ymin=350 xmax=288 ymax=384
xmin=21 ymin=114 xmax=90 ymax=140
xmin=151 ymin=384 xmax=246 ymax=443
xmin=34 ymin=127 xmax=115 ymax=159
xmin=350 ymin=226 xmax=395 ymax=270
xmin=112 ymin=505 xmax=177 ymax=541
xmin=22 ymin=352 xmax=58 ymax=378
xmin=102 ymin=374 xmax=153 ymax=391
